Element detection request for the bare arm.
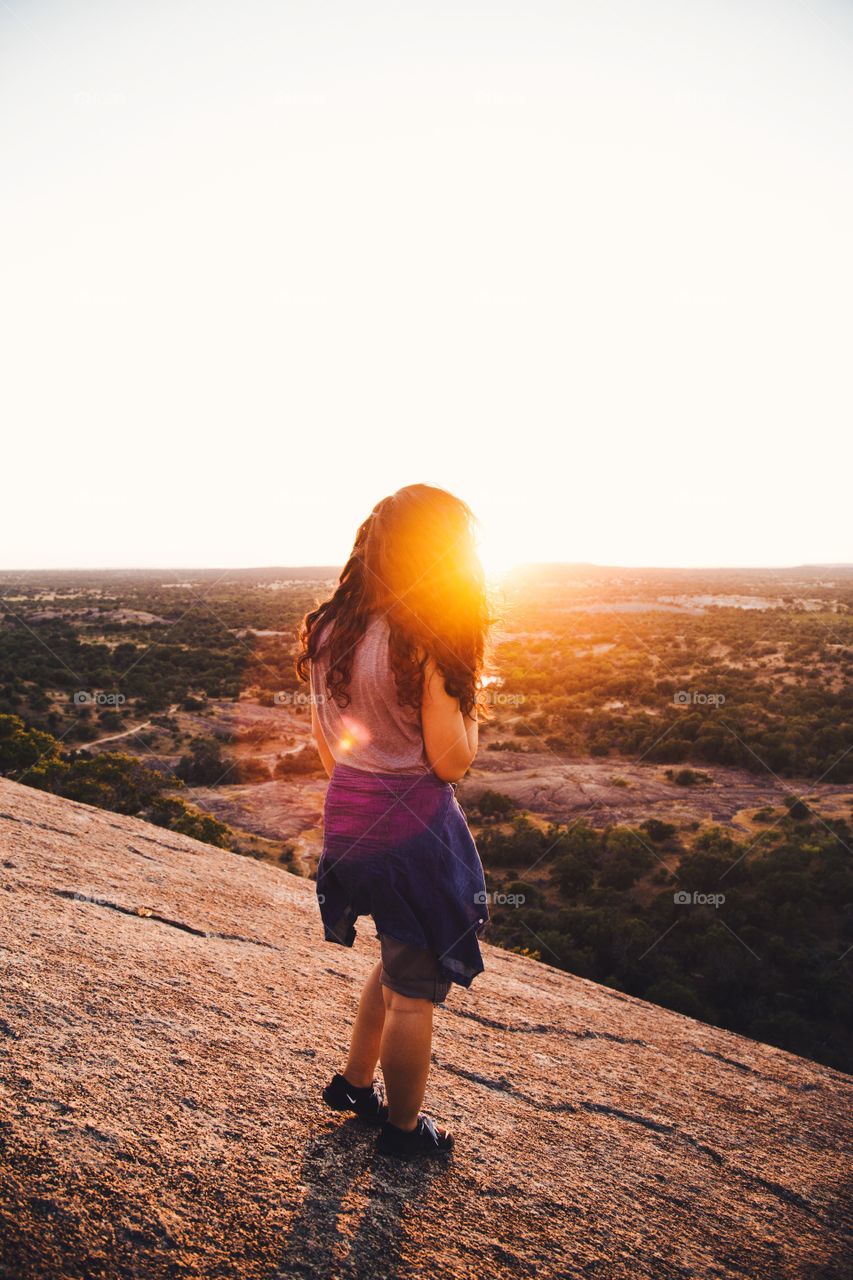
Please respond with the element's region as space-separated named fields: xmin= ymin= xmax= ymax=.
xmin=310 ymin=692 xmax=336 ymax=779
xmin=421 ymin=656 xmax=478 ymax=783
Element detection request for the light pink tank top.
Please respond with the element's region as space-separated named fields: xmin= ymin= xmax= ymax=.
xmin=309 ymin=613 xmax=430 ymax=775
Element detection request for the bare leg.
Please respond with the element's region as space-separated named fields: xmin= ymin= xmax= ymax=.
xmin=379 ymin=986 xmax=434 ymax=1131
xmin=342 ymin=960 xmax=385 ymax=1087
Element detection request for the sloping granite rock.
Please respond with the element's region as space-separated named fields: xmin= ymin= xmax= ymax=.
xmin=0 ymin=777 xmax=850 ymax=1279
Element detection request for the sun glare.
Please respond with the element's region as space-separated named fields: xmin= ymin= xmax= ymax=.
xmin=477 ymin=528 xmax=520 ymax=579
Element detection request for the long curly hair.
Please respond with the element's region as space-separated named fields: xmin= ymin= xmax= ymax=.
xmin=295 ymin=484 xmax=494 ymax=719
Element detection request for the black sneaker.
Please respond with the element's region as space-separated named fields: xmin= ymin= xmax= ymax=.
xmin=322 ymin=1073 xmax=389 ymax=1126
xmin=377 ymin=1114 xmax=454 ymax=1160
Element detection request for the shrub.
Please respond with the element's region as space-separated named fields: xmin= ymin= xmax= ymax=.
xmin=641 ymin=818 xmax=678 ymax=843
xmin=552 ymin=852 xmax=595 ymax=897
xmin=53 ymin=751 xmax=167 ymax=815
xmin=473 ymin=789 xmax=516 ymax=821
xmin=273 ymin=745 xmax=324 ymax=777
xmin=0 ymin=714 xmax=63 ymax=776
xmin=784 ymin=794 xmax=813 ymax=821
xmin=147 ymin=797 xmax=233 ymax=849
xmin=666 ymin=768 xmax=712 ymax=787
xmin=237 ymin=757 xmax=271 ymax=783
xmin=175 ymin=737 xmax=235 ymax=785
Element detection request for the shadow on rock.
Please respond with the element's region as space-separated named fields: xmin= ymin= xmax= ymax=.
xmin=273 ymin=1118 xmax=448 ymax=1279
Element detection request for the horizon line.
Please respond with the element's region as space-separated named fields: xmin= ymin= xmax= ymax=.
xmin=1 ymin=561 xmax=852 ymax=575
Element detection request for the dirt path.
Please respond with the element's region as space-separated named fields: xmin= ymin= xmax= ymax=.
xmin=79 ymin=704 xmax=179 ymax=750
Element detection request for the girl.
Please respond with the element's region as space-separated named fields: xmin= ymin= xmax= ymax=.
xmin=296 ymin=484 xmax=493 ymax=1161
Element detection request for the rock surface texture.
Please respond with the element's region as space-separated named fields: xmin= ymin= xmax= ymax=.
xmin=0 ymin=777 xmax=851 ymax=1280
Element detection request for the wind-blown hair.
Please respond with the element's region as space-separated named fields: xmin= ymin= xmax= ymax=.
xmin=295 ymin=484 xmax=493 ymax=718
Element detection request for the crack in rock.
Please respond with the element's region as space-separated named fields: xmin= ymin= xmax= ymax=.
xmin=444 ymin=1007 xmax=554 ymax=1034
xmin=693 ymin=1047 xmax=761 ymax=1074
xmin=106 ymin=824 xmax=196 ymax=855
xmin=438 ymin=1062 xmax=515 ymax=1093
xmin=439 ymin=1068 xmax=819 ymax=1219
xmin=692 ymin=1046 xmax=824 ymax=1094
xmin=445 ymin=1006 xmax=646 ymax=1045
xmin=579 ymin=1102 xmax=724 ymax=1164
xmin=126 ymin=845 xmax=161 ymax=863
xmin=731 ymin=1170 xmax=821 ymax=1218
xmin=508 ymin=1084 xmax=820 ymax=1218
xmin=53 ymin=890 xmax=279 ymax=950
xmin=575 ymin=1029 xmax=647 ymax=1046
xmin=0 ymin=813 xmax=80 ymax=838
xmin=580 ymin=1101 xmax=674 ymax=1134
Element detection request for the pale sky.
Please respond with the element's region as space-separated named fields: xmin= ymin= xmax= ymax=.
xmin=2 ymin=0 xmax=851 ymax=572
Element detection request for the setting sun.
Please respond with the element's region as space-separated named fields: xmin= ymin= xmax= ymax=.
xmin=476 ymin=526 xmax=520 ymax=579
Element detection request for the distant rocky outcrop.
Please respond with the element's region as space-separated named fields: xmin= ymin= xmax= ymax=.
xmin=0 ymin=777 xmax=851 ymax=1279
xmin=468 ymin=751 xmax=853 ymax=829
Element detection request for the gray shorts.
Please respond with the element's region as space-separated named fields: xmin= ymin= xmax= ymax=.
xmin=378 ymin=933 xmax=451 ymax=1005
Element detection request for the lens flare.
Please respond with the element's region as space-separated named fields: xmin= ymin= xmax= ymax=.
xmin=339 ymin=716 xmax=371 ymax=755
